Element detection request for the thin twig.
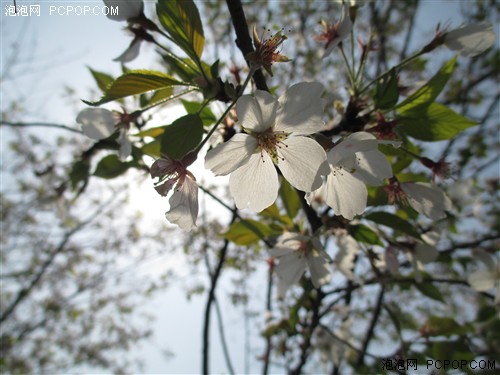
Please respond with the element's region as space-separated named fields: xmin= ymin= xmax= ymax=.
xmin=356 ymin=285 xmax=385 ymax=367
xmin=2 ymin=121 xmax=83 ymax=135
xmin=202 ymin=211 xmax=237 ymax=375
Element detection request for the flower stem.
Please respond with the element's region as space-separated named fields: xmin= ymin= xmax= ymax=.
xmin=195 ymin=68 xmax=256 ymax=153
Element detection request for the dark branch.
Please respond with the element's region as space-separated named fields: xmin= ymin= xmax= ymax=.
xmin=225 ymin=0 xmax=269 ymax=91
xmin=356 ymin=285 xmax=385 ymax=367
xmin=2 ymin=121 xmax=83 ymax=135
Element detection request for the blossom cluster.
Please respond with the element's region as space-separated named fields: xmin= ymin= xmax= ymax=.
xmin=74 ymin=0 xmax=497 ymax=298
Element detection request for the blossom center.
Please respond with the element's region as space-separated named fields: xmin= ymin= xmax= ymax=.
xmin=255 ymin=128 xmax=288 ymax=163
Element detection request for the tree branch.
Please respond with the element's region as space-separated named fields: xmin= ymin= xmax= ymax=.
xmin=202 ymin=212 xmax=237 ymax=375
xmin=1 ymin=121 xmax=83 ymax=135
xmin=356 ymin=285 xmax=385 ymax=367
xmin=225 ymin=0 xmax=269 ymax=91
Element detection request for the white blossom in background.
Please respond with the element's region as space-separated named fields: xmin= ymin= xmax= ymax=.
xmin=315 ymin=2 xmax=353 ymax=58
xmin=316 ymin=319 xmax=352 ymax=366
xmin=307 ymin=132 xmax=397 ymax=220
xmin=444 ymin=22 xmax=496 ymax=57
xmin=150 ymin=156 xmax=198 ymax=231
xmin=102 ymin=0 xmax=144 ymax=22
xmin=406 ymin=232 xmax=440 ymax=282
xmin=76 ymin=108 xmax=132 ymax=160
xmin=113 ymin=38 xmax=142 ymax=63
xmin=468 ymin=250 xmax=499 ymax=306
xmin=269 ymin=232 xmax=332 ymax=298
xmin=205 ymin=82 xmax=329 ymax=212
xmin=386 ymin=179 xmax=452 ymax=220
xmin=334 ymin=229 xmax=361 ymax=281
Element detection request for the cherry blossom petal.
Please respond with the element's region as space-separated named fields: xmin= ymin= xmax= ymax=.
xmin=76 ymin=108 xmax=116 ymax=140
xmin=354 ymin=150 xmax=392 ymax=186
xmin=401 ymin=182 xmax=452 ymax=220
xmin=166 ymin=176 xmax=198 ymax=231
xmin=103 ymin=0 xmax=144 ymax=21
xmin=269 ymin=233 xmax=304 ymax=257
xmin=307 ymin=248 xmax=332 ymax=288
xmin=335 ymin=232 xmax=360 ymax=280
xmin=468 ymin=269 xmax=496 ymax=292
xmin=113 ymin=38 xmax=142 ymax=63
xmin=317 ymin=170 xmax=367 ymax=220
xmin=236 ymin=91 xmax=277 ymax=133
xmin=205 ymin=134 xmax=257 ymax=176
xmin=229 ymin=152 xmax=279 ymax=212
xmin=118 ymin=130 xmax=132 ymax=160
xmin=445 ymin=22 xmax=496 ymax=57
xmin=338 ymin=3 xmax=353 ymax=37
xmin=277 ymin=137 xmax=329 ymax=192
xmin=275 ymin=82 xmax=326 ymax=134
xmin=150 ymin=158 xmax=178 ymax=178
xmin=328 ymin=132 xmax=378 ymax=166
xmin=275 ymin=253 xmax=307 ymax=298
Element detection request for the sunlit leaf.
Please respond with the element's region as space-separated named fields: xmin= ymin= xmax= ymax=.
xmin=279 ymin=178 xmax=301 ymax=219
xmin=396 ymin=56 xmax=457 ymax=111
xmin=181 ymin=100 xmax=216 ymax=126
xmin=349 ymin=224 xmax=384 ymax=246
xmin=398 ymin=102 xmax=477 ymax=141
xmin=156 ymin=0 xmax=205 ymax=62
xmin=222 ymin=219 xmax=272 ymax=245
xmin=83 ymin=70 xmax=186 ymax=106
xmin=88 ymin=66 xmax=114 ymax=93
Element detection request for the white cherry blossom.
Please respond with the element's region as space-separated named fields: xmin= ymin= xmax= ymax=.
xmin=151 ymin=155 xmax=198 ymax=231
xmin=444 ymin=22 xmax=496 ymax=57
xmin=315 ymin=3 xmax=353 ymax=58
xmin=401 ymin=182 xmax=452 ymax=221
xmin=76 ymin=108 xmax=132 ymax=160
xmin=334 ymin=229 xmax=361 ymax=280
xmin=205 ymin=82 xmax=329 ymax=212
xmin=468 ymin=250 xmax=499 ymax=305
xmin=269 ymin=232 xmax=332 ymax=298
xmin=102 ymin=0 xmax=144 ymax=22
xmin=307 ymin=132 xmax=397 ymax=220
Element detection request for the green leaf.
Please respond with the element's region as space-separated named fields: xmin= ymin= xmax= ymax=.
xmin=423 ymin=316 xmax=471 ymax=337
xmin=365 ymin=211 xmax=421 ymax=239
xmin=181 ymin=100 xmax=216 ymax=126
xmin=135 ymin=127 xmax=165 ymax=138
xmin=415 ymin=283 xmax=445 ymax=303
xmin=83 ymin=70 xmax=185 ymax=106
xmin=88 ymin=67 xmax=114 ymax=93
xmin=396 ymin=56 xmax=457 ymax=111
xmin=94 ymin=154 xmax=130 ymax=179
xmin=373 ymin=68 xmax=399 ymax=110
xmin=429 ymin=340 xmax=474 ymax=362
xmin=156 ymin=0 xmax=205 ymax=62
xmin=141 ymin=87 xmax=175 ymax=107
xmin=279 ymin=179 xmax=301 ymax=219
xmin=349 ymin=224 xmax=384 ymax=246
xmin=398 ymin=102 xmax=477 ymax=141
xmin=161 ymin=54 xmax=200 ymax=81
xmin=160 ymin=114 xmax=203 ymax=160
xmin=69 ymin=160 xmax=90 ymax=190
xmin=141 ymin=139 xmax=161 ymax=158
xmin=222 ymin=219 xmax=272 ymax=245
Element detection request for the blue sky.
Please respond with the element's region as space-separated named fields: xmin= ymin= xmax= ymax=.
xmin=1 ymin=0 xmax=472 ymax=373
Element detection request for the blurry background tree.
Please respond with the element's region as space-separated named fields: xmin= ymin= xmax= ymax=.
xmin=1 ymin=0 xmax=499 ymax=374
